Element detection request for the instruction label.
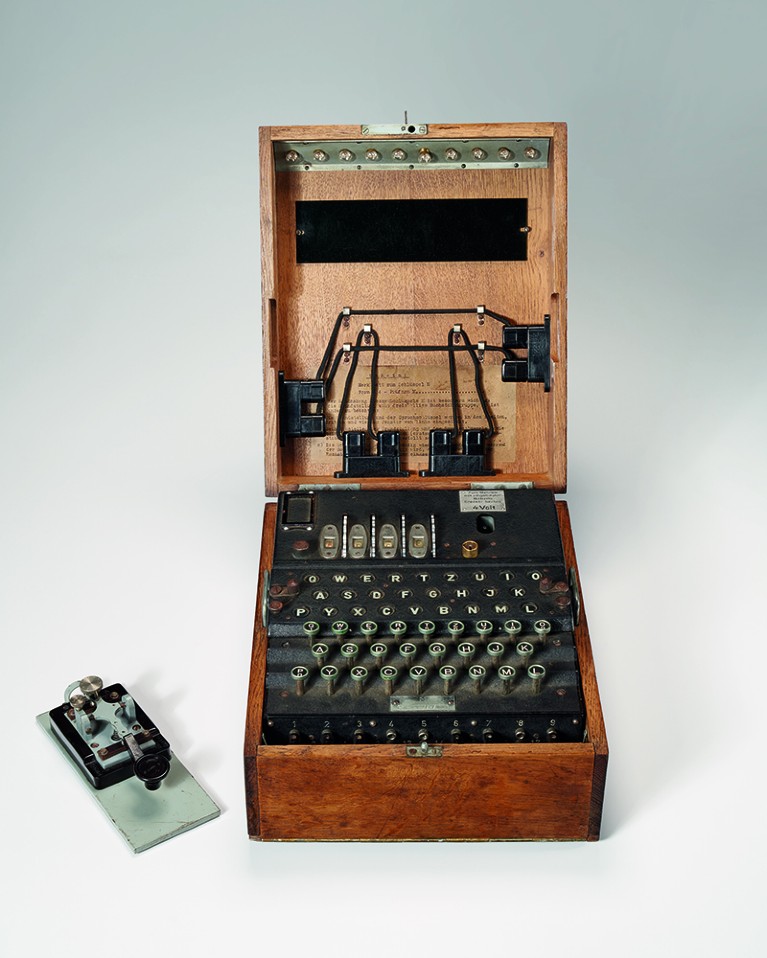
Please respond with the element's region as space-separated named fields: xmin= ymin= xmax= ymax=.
xmin=458 ymin=490 xmax=507 ymax=512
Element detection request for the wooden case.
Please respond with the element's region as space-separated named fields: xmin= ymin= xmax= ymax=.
xmin=245 ymin=122 xmax=607 ymax=840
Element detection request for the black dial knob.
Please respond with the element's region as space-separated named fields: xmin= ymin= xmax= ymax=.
xmin=134 ymin=753 xmax=171 ymax=791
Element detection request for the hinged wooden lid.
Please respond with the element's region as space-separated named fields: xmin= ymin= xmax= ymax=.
xmin=260 ymin=122 xmax=567 ymax=497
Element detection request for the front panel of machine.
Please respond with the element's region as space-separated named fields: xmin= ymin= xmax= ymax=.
xmin=263 ymin=488 xmax=585 ymax=747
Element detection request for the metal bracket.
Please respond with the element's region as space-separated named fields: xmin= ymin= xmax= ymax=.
xmin=297 ymin=483 xmax=361 ymax=491
xmin=275 ymin=138 xmax=549 ymax=172
xmin=406 ymin=742 xmax=443 ymax=758
xmin=569 ymin=567 xmax=581 ymax=626
xmin=501 ymin=315 xmax=551 ymax=391
xmin=335 ymin=431 xmax=408 ymax=479
xmin=419 ymin=429 xmax=494 ymax=478
xmin=362 ymin=121 xmax=429 ymax=136
xmin=278 ymin=373 xmax=326 ymax=444
xmin=470 ymin=481 xmax=534 ymax=490
xmin=261 ymin=570 xmax=271 ymax=628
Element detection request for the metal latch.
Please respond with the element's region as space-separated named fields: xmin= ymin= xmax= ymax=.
xmin=569 ymin=567 xmax=581 ymax=626
xmin=362 ymin=116 xmax=428 ymax=136
xmin=406 ymin=742 xmax=443 ymax=758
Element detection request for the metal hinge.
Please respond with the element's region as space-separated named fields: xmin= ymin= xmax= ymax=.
xmin=470 ymin=481 xmax=535 ymax=490
xmin=569 ymin=567 xmax=581 ymax=626
xmin=297 ymin=483 xmax=362 ymax=491
xmin=261 ymin=571 xmax=271 ymax=627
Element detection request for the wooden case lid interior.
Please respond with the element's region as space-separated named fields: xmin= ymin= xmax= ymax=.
xmin=260 ymin=123 xmax=567 ymax=495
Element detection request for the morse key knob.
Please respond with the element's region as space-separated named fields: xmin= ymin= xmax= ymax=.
xmin=124 ymin=733 xmax=170 ymax=791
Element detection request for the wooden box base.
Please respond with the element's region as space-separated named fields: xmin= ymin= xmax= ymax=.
xmin=244 ymin=501 xmax=607 ymax=841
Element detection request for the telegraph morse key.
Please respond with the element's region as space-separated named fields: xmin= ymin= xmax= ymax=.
xmin=38 ymin=675 xmax=219 ymax=852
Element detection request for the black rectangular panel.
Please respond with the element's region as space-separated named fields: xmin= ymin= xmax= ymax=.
xmin=296 ymin=198 xmax=528 ymax=263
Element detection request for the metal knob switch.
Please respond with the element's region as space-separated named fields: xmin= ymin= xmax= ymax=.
xmin=528 ymin=664 xmax=547 ymax=694
xmin=398 ymin=642 xmax=417 ymax=666
xmin=291 ymin=665 xmax=309 ymax=696
xmin=439 ymin=664 xmax=457 ymax=694
xmin=351 ymin=666 xmax=368 ymax=696
xmin=340 ymin=642 xmax=359 ymax=668
xmin=498 ymin=665 xmax=517 ymax=694
xmin=516 ymin=641 xmax=534 ymax=667
xmin=321 ymin=664 xmax=339 ymax=695
xmin=487 ymin=641 xmax=505 ymax=666
xmin=457 ymin=642 xmax=476 ymax=667
xmin=380 ymin=665 xmax=398 ymax=695
xmin=410 ymin=665 xmax=428 ymax=695
xmin=428 ymin=642 xmax=447 ymax=667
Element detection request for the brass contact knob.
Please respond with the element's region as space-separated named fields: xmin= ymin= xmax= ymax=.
xmin=462 ymin=540 xmax=479 ymax=559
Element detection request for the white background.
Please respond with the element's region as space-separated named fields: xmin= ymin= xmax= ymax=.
xmin=2 ymin=2 xmax=765 ymax=955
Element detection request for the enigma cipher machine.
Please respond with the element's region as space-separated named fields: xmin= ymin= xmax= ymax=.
xmin=244 ymin=121 xmax=608 ymax=842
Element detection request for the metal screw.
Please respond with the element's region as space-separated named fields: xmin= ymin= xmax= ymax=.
xmin=524 ymin=146 xmax=541 ymax=160
xmin=285 ymin=150 xmax=301 ymax=163
xmin=365 ymin=148 xmax=381 ymax=161
xmin=498 ymin=147 xmax=514 ymax=160
xmin=339 ymin=148 xmax=355 ymax=162
xmin=392 ymin=147 xmax=407 ymax=161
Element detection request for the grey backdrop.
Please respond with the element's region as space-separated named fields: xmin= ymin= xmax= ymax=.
xmin=2 ymin=1 xmax=765 ymax=955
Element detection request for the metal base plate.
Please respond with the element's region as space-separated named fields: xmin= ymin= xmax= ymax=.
xmin=37 ymin=712 xmax=220 ymax=853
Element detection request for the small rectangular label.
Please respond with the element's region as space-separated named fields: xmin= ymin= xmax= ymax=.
xmin=390 ymin=695 xmax=456 ymax=713
xmin=459 ymin=490 xmax=507 ymax=513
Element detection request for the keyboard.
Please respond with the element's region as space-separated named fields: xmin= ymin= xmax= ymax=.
xmin=263 ymin=488 xmax=585 ymax=744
